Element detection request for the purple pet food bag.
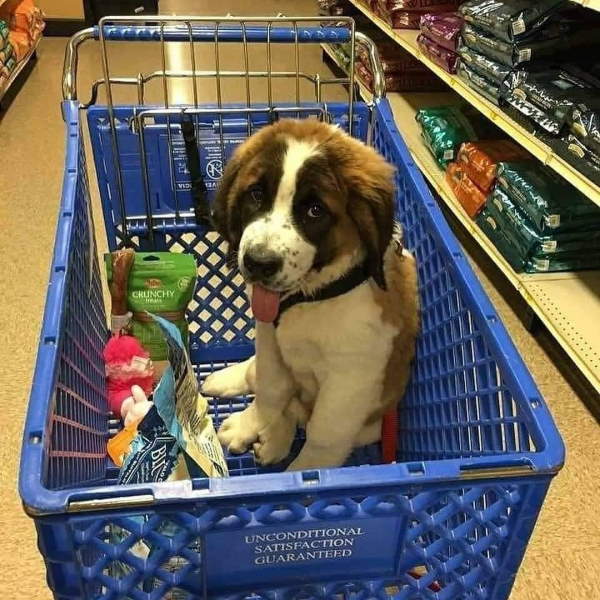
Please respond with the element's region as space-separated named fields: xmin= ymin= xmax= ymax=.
xmin=419 ymin=12 xmax=463 ymax=51
xmin=417 ymin=33 xmax=459 ymax=73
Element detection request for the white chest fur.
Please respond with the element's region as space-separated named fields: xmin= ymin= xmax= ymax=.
xmin=275 ymin=282 xmax=398 ymax=398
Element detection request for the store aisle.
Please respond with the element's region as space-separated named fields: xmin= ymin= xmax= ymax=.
xmin=0 ymin=2 xmax=598 ymax=599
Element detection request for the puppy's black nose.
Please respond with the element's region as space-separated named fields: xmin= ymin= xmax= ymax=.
xmin=243 ymin=249 xmax=282 ymax=280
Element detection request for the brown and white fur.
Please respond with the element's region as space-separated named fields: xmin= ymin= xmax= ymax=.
xmin=202 ymin=119 xmax=419 ymax=471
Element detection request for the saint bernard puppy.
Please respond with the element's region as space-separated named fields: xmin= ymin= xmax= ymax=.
xmin=202 ymin=118 xmax=419 ymax=471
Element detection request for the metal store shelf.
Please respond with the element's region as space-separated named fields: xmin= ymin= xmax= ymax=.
xmin=571 ymin=0 xmax=600 ymax=11
xmin=347 ymin=0 xmax=600 ymax=206
xmin=322 ymin=42 xmax=600 ymax=392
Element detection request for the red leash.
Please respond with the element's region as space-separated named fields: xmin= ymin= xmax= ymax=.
xmin=381 ymin=408 xmax=398 ymax=463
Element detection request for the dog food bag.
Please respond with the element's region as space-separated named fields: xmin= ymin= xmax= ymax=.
xmin=562 ymin=133 xmax=600 ymax=180
xmin=416 ymin=105 xmax=479 ymax=168
xmin=476 ymin=204 xmax=600 ymax=273
xmin=446 ymin=162 xmax=487 ymax=218
xmin=105 ymin=251 xmax=197 ymax=361
xmin=457 ymin=62 xmax=504 ymax=106
xmin=417 ymin=33 xmax=459 ymax=73
xmin=358 ymin=40 xmax=426 ymax=74
xmin=569 ymin=99 xmax=600 ymax=156
xmin=459 ymin=0 xmax=568 ymax=43
xmin=419 ymin=12 xmax=463 ymax=51
xmin=476 ymin=206 xmax=526 ymax=271
xmin=387 ymin=0 xmax=462 ymax=11
xmin=504 ymin=92 xmax=562 ymax=134
xmin=357 ymin=61 xmax=446 ymax=92
xmin=369 ymin=2 xmax=424 ymax=29
xmin=488 ymin=186 xmax=600 ymax=257
xmin=391 ymin=11 xmax=426 ymax=29
xmin=457 ymin=43 xmax=516 ymax=87
xmin=511 ymin=68 xmax=598 ymax=132
xmin=461 ymin=23 xmax=557 ymax=68
xmin=496 ymin=161 xmax=600 ymax=233
xmin=457 ymin=140 xmax=531 ymax=192
xmin=386 ymin=0 xmax=464 ymax=27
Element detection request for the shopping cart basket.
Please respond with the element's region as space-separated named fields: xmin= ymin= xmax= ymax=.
xmin=19 ymin=15 xmax=564 ymax=600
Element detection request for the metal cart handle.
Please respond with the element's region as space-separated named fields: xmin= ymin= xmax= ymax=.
xmin=62 ymin=22 xmax=385 ymax=101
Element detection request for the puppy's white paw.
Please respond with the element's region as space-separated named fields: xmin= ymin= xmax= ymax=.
xmin=253 ymin=415 xmax=296 ymax=466
xmin=202 ymin=360 xmax=252 ymax=398
xmin=218 ymin=408 xmax=259 ymax=454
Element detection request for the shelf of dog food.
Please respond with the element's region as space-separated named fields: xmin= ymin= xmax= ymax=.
xmin=0 ymin=0 xmax=44 ymax=103
xmin=321 ymin=42 xmax=600 ymax=391
xmin=387 ymin=92 xmax=600 ymax=393
xmin=0 ymin=30 xmax=38 ymax=101
xmin=346 ymin=0 xmax=600 ymax=206
xmin=321 ymin=42 xmax=374 ymax=101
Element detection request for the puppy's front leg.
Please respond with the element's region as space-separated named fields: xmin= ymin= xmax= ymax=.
xmin=202 ymin=356 xmax=256 ymax=398
xmin=287 ymin=372 xmax=383 ymax=471
xmin=218 ymin=322 xmax=295 ymax=454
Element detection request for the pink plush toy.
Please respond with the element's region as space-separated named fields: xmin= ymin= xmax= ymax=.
xmin=103 ymin=334 xmax=154 ymax=417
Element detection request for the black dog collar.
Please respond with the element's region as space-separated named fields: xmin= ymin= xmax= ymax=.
xmin=274 ymin=261 xmax=371 ymax=327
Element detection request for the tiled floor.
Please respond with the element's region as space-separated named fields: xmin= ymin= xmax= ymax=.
xmin=0 ymin=2 xmax=598 ymax=599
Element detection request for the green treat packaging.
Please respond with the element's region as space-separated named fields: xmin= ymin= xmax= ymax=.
xmin=105 ymin=252 xmax=197 ymax=360
xmin=496 ymin=161 xmax=600 ymax=233
xmin=415 ymin=105 xmax=479 ymax=168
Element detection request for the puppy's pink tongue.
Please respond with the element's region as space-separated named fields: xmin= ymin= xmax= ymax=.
xmin=251 ymin=285 xmax=281 ymax=323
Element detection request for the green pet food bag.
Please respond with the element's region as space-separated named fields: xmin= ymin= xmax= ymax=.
xmin=105 ymin=252 xmax=197 ymax=361
xmin=496 ymin=162 xmax=600 ymax=232
xmin=486 ymin=187 xmax=600 ymax=261
xmin=477 ymin=204 xmax=600 ymax=273
xmin=415 ymin=105 xmax=479 ymax=168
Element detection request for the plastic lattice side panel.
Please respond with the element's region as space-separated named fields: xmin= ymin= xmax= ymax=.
xmin=64 ymin=481 xmax=546 ymax=600
xmin=45 ymin=121 xmax=109 ymax=490
xmin=166 ymin=231 xmax=254 ymax=362
xmin=372 ymin=103 xmax=535 ymax=463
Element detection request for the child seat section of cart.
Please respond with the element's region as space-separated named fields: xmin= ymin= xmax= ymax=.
xmin=19 ymin=16 xmax=564 ymax=600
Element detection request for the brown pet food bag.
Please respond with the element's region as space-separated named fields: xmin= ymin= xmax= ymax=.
xmin=457 ymin=140 xmax=531 ymax=193
xmin=446 ymin=162 xmax=487 ymax=218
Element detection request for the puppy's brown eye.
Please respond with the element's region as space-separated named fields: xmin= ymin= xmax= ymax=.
xmin=307 ymin=203 xmax=325 ymax=219
xmin=247 ymin=185 xmax=264 ymax=209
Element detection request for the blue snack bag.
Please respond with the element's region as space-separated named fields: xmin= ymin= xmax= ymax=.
xmin=118 ymin=404 xmax=180 ymax=484
xmin=150 ymin=314 xmax=229 ymax=478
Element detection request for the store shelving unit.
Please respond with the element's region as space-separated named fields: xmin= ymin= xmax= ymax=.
xmin=386 ymin=92 xmax=600 ymax=394
xmin=0 ymin=35 xmax=40 ymax=104
xmin=322 ymin=40 xmax=600 ymax=393
xmin=321 ymin=42 xmax=372 ymax=101
xmin=347 ymin=0 xmax=600 ymax=206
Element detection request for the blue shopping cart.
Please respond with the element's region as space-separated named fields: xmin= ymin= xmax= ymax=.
xmin=19 ymin=16 xmax=564 ymax=600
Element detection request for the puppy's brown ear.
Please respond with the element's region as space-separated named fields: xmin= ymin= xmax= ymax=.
xmin=212 ymin=153 xmax=243 ymax=248
xmin=347 ymin=162 xmax=395 ymax=290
